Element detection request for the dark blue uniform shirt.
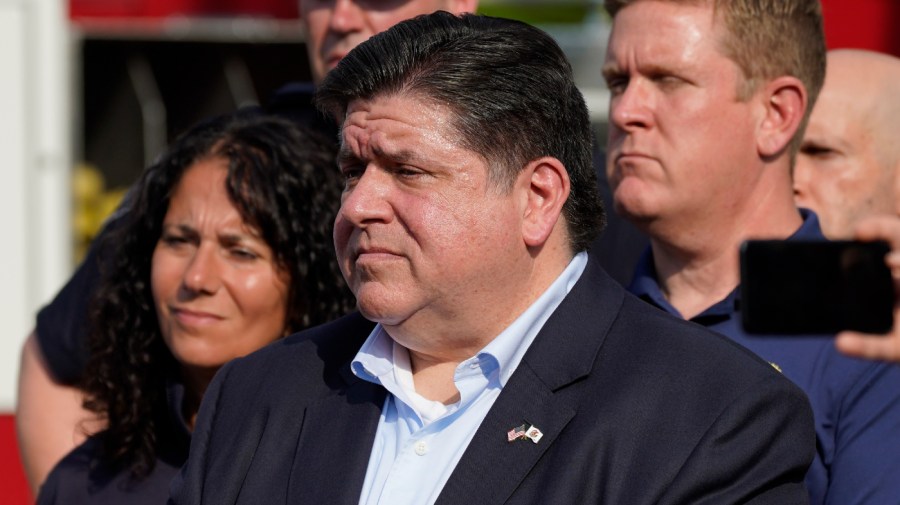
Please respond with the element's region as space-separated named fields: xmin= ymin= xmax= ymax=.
xmin=628 ymin=209 xmax=900 ymax=505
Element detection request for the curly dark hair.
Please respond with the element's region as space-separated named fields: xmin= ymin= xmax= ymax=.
xmin=81 ymin=109 xmax=354 ymax=479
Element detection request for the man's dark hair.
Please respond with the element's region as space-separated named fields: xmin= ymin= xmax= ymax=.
xmin=316 ymin=11 xmax=605 ymax=252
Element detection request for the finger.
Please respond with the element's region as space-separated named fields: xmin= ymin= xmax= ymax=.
xmin=835 ymin=331 xmax=900 ymax=363
xmin=853 ymin=214 xmax=900 ymax=250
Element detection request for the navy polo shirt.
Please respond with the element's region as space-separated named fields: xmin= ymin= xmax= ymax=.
xmin=628 ymin=210 xmax=900 ymax=505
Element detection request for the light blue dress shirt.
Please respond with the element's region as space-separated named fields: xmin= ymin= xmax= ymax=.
xmin=351 ymin=252 xmax=587 ymax=505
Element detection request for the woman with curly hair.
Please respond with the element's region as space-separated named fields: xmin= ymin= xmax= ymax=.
xmin=36 ymin=109 xmax=354 ymax=503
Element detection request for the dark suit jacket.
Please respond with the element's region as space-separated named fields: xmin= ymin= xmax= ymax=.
xmin=169 ymin=258 xmax=814 ymax=504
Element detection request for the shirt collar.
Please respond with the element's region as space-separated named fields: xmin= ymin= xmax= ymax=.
xmin=482 ymin=251 xmax=588 ymax=386
xmin=351 ymin=252 xmax=588 ymax=389
xmin=628 ymin=209 xmax=825 ymax=319
xmin=791 ymin=208 xmax=827 ymax=240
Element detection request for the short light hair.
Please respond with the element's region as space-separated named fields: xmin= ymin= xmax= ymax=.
xmin=605 ymin=0 xmax=826 ymax=157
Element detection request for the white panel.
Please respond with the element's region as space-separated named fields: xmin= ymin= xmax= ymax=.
xmin=30 ymin=0 xmax=72 ymax=309
xmin=0 ymin=3 xmax=31 ymax=411
xmin=0 ymin=0 xmax=71 ymax=411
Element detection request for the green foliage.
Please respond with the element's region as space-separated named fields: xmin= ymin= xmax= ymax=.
xmin=476 ymin=2 xmax=601 ymax=24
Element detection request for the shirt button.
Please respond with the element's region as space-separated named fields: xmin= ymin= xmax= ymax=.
xmin=414 ymin=441 xmax=428 ymax=456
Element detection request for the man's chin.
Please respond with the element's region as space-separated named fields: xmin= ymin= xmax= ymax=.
xmin=354 ymin=291 xmax=408 ymax=327
xmin=357 ymin=306 xmax=407 ymax=329
xmin=613 ymin=199 xmax=658 ymax=230
xmin=613 ymin=185 xmax=656 ymax=218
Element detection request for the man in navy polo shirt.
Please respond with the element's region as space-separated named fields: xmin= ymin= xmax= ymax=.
xmin=602 ymin=0 xmax=900 ymax=503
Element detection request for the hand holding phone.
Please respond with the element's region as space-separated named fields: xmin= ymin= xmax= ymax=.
xmin=740 ymin=239 xmax=894 ymax=334
xmin=833 ymin=215 xmax=900 ymax=362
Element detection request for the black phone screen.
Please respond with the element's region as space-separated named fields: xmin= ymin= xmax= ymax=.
xmin=740 ymin=240 xmax=894 ymax=334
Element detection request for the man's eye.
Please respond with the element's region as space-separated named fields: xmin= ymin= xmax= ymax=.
xmin=395 ymin=166 xmax=423 ymax=178
xmin=652 ymin=74 xmax=685 ymax=90
xmin=605 ymin=77 xmax=628 ymax=95
xmin=800 ymin=144 xmax=837 ymax=158
xmin=341 ymin=166 xmax=364 ymax=183
xmin=657 ymin=75 xmax=680 ymax=85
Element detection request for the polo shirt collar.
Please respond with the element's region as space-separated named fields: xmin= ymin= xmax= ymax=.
xmin=628 ymin=208 xmax=825 ymax=321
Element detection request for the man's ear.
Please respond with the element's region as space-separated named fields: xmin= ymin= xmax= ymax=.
xmin=757 ymin=76 xmax=808 ymax=158
xmin=520 ymin=157 xmax=570 ymax=248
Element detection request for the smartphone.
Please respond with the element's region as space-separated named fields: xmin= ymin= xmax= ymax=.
xmin=740 ymin=240 xmax=894 ymax=334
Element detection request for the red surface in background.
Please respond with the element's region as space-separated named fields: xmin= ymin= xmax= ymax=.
xmin=67 ymin=0 xmax=900 ymax=56
xmin=0 ymin=415 xmax=32 ymax=504
xmin=821 ymin=0 xmax=900 ymax=56
xmin=69 ymin=0 xmax=299 ymax=20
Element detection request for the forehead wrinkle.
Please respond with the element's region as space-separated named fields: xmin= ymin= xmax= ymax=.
xmin=606 ymin=11 xmax=711 ymax=77
xmin=219 ymin=229 xmax=264 ymax=245
xmin=167 ymin=213 xmax=258 ymax=237
xmin=165 ymin=223 xmax=199 ymax=237
xmin=346 ymin=100 xmax=462 ymax=165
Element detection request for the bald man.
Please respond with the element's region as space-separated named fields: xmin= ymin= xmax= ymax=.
xmin=794 ymin=49 xmax=900 ymax=239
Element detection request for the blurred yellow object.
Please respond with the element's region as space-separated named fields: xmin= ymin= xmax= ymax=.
xmin=72 ymin=163 xmax=126 ymax=263
xmin=72 ymin=163 xmax=104 ymax=202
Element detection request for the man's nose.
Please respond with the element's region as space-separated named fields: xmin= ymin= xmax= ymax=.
xmin=609 ymin=79 xmax=654 ymax=133
xmin=338 ymin=166 xmax=393 ymax=227
xmin=330 ymin=0 xmax=365 ymax=33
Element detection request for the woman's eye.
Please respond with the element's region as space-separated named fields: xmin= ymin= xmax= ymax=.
xmin=161 ymin=234 xmax=189 ymax=247
xmin=230 ymin=248 xmax=259 ymax=261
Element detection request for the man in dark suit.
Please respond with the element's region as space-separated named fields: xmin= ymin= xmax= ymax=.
xmin=170 ymin=12 xmax=814 ymax=504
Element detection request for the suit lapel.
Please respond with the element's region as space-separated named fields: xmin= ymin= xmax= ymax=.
xmin=436 ymin=259 xmax=625 ymax=505
xmin=286 ymin=370 xmax=387 ymax=505
xmin=435 ymin=363 xmax=577 ymax=505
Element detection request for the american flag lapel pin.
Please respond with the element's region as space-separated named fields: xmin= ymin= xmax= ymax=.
xmin=508 ymin=420 xmax=543 ymax=444
xmin=507 ymin=423 xmax=528 ymax=442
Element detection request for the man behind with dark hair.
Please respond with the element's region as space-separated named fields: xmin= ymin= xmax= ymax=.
xmin=602 ymin=1 xmax=900 ymax=503
xmin=171 ymin=12 xmax=813 ymax=504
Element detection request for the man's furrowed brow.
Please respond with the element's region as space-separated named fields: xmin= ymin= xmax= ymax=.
xmin=342 ymin=144 xmax=423 ymax=166
xmin=387 ymin=148 xmax=422 ymax=165
xmin=602 ymin=61 xmax=623 ymax=82
xmin=337 ymin=147 xmax=361 ymax=167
